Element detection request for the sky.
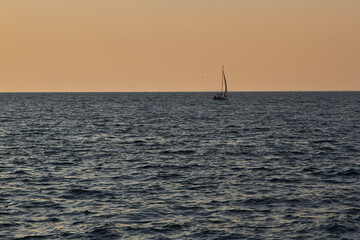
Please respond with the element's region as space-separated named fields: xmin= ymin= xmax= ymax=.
xmin=1 ymin=0 xmax=359 ymax=92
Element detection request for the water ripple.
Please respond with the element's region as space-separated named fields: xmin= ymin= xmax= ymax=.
xmin=0 ymin=92 xmax=359 ymax=239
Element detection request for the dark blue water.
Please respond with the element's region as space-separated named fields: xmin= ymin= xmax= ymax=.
xmin=1 ymin=92 xmax=359 ymax=239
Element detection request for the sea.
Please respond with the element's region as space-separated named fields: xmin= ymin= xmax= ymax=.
xmin=0 ymin=92 xmax=359 ymax=240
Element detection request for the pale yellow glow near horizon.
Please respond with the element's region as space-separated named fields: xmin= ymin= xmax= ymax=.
xmin=1 ymin=0 xmax=360 ymax=92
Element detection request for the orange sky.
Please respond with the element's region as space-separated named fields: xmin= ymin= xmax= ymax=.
xmin=1 ymin=0 xmax=359 ymax=92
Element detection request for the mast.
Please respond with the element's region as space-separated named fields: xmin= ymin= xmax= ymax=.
xmin=223 ymin=66 xmax=227 ymax=97
xmin=221 ymin=66 xmax=224 ymax=94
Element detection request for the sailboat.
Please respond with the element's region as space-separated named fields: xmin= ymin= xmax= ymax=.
xmin=213 ymin=66 xmax=228 ymax=100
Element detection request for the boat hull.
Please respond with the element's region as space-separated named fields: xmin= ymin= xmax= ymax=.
xmin=213 ymin=95 xmax=227 ymax=100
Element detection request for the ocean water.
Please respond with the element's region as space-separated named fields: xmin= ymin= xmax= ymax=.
xmin=0 ymin=92 xmax=359 ymax=240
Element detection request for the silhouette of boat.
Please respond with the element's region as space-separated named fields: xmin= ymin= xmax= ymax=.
xmin=213 ymin=66 xmax=228 ymax=100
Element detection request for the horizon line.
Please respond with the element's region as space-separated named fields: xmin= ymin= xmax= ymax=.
xmin=1 ymin=90 xmax=359 ymax=94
